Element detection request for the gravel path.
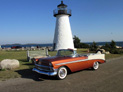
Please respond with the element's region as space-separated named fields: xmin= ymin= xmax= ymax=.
xmin=0 ymin=56 xmax=123 ymax=92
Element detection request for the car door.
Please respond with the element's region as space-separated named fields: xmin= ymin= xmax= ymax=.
xmin=66 ymin=56 xmax=89 ymax=72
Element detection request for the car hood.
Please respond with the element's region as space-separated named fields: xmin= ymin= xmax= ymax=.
xmin=40 ymin=56 xmax=72 ymax=62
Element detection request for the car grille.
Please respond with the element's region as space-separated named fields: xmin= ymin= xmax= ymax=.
xmin=35 ymin=64 xmax=53 ymax=72
xmin=38 ymin=60 xmax=50 ymax=66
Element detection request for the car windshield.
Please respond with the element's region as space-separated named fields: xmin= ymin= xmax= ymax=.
xmin=57 ymin=49 xmax=74 ymax=57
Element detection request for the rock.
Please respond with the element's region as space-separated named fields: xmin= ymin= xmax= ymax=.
xmin=97 ymin=51 xmax=102 ymax=54
xmin=96 ymin=49 xmax=106 ymax=54
xmin=105 ymin=51 xmax=110 ymax=54
xmin=0 ymin=59 xmax=20 ymax=70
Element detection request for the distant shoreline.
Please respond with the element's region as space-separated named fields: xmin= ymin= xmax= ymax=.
xmin=85 ymin=41 xmax=123 ymax=47
xmin=1 ymin=41 xmax=123 ymax=48
xmin=1 ymin=44 xmax=53 ymax=48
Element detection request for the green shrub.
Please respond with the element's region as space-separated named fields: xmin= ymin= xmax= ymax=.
xmin=101 ymin=40 xmax=121 ymax=54
xmin=0 ymin=69 xmax=6 ymax=71
xmin=110 ymin=49 xmax=121 ymax=54
xmin=80 ymin=43 xmax=90 ymax=48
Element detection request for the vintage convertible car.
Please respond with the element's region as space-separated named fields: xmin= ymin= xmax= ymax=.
xmin=33 ymin=49 xmax=105 ymax=79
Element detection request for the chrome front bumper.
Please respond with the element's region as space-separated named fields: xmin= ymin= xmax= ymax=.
xmin=32 ymin=68 xmax=57 ymax=76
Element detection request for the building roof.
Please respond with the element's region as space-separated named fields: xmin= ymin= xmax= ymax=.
xmin=57 ymin=1 xmax=67 ymax=8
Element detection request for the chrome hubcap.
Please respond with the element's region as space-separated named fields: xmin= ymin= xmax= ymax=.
xmin=59 ymin=69 xmax=66 ymax=77
xmin=94 ymin=62 xmax=99 ymax=69
xmin=58 ymin=67 xmax=67 ymax=79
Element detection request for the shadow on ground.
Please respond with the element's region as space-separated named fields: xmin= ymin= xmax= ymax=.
xmin=19 ymin=59 xmax=28 ymax=62
xmin=15 ymin=68 xmax=57 ymax=81
xmin=16 ymin=59 xmax=57 ymax=81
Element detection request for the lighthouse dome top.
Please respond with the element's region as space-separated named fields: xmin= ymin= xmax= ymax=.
xmin=53 ymin=1 xmax=71 ymax=17
xmin=57 ymin=1 xmax=67 ymax=8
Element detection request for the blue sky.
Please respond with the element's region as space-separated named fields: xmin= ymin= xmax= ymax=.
xmin=0 ymin=0 xmax=123 ymax=44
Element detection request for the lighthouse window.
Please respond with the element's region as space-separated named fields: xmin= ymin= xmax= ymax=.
xmin=58 ymin=7 xmax=67 ymax=10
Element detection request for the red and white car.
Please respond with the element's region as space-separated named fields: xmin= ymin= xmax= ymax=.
xmin=33 ymin=49 xmax=105 ymax=79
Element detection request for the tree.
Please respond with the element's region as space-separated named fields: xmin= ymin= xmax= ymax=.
xmin=109 ymin=40 xmax=119 ymax=54
xmin=73 ymin=35 xmax=81 ymax=48
xmin=90 ymin=41 xmax=98 ymax=51
xmin=101 ymin=43 xmax=110 ymax=51
xmin=73 ymin=35 xmax=90 ymax=48
xmin=110 ymin=40 xmax=116 ymax=49
xmin=105 ymin=43 xmax=111 ymax=48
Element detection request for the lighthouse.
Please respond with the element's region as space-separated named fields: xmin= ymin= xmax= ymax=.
xmin=53 ymin=1 xmax=74 ymax=50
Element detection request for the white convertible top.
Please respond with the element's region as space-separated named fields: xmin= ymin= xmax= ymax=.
xmin=87 ymin=53 xmax=105 ymax=60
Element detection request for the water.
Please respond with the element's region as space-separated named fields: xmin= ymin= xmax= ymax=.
xmin=1 ymin=41 xmax=123 ymax=48
xmin=1 ymin=44 xmax=53 ymax=48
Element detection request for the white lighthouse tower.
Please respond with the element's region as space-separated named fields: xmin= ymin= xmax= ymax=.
xmin=53 ymin=1 xmax=74 ymax=50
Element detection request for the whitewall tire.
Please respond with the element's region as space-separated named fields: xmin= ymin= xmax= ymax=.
xmin=57 ymin=67 xmax=67 ymax=80
xmin=92 ymin=62 xmax=99 ymax=70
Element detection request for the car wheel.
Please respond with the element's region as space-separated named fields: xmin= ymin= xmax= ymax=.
xmin=57 ymin=66 xmax=67 ymax=80
xmin=92 ymin=62 xmax=99 ymax=70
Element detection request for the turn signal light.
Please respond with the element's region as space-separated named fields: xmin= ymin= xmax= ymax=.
xmin=35 ymin=59 xmax=39 ymax=62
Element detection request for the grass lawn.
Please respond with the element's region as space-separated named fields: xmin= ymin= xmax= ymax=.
xmin=0 ymin=49 xmax=123 ymax=81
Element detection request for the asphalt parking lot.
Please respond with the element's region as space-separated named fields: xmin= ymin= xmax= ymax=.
xmin=0 ymin=56 xmax=123 ymax=92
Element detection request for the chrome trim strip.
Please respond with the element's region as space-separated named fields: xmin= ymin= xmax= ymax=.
xmin=56 ymin=59 xmax=88 ymax=65
xmin=56 ymin=59 xmax=105 ymax=66
xmin=32 ymin=68 xmax=57 ymax=76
